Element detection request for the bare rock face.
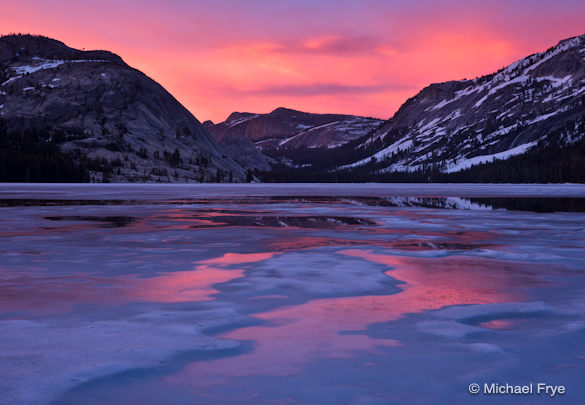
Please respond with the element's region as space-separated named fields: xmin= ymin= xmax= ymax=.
xmin=0 ymin=35 xmax=245 ymax=182
xmin=342 ymin=33 xmax=585 ymax=173
xmin=208 ymin=107 xmax=383 ymax=149
xmin=205 ymin=107 xmax=383 ymax=171
xmin=202 ymin=119 xmax=270 ymax=171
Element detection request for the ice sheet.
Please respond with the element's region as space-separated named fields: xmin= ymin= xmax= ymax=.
xmin=0 ymin=185 xmax=584 ymax=404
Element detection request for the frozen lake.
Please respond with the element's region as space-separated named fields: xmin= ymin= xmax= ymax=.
xmin=1 ymin=184 xmax=585 ymax=404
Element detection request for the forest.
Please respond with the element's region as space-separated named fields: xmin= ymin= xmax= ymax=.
xmin=259 ymin=135 xmax=585 ymax=183
xmin=0 ymin=119 xmax=87 ymax=182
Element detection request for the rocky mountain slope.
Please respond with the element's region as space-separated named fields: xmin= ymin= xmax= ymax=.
xmin=2 ymin=33 xmax=583 ymax=183
xmin=202 ymin=119 xmax=271 ymax=171
xmin=339 ymin=33 xmax=585 ymax=175
xmin=205 ymin=107 xmax=383 ymax=172
xmin=0 ymin=34 xmax=245 ymax=182
xmin=207 ymin=107 xmax=383 ymax=150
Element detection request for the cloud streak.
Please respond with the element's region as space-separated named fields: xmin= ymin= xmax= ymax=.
xmin=222 ymin=82 xmax=414 ymax=97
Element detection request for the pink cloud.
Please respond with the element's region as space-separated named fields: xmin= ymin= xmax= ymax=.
xmin=1 ymin=1 xmax=584 ymax=122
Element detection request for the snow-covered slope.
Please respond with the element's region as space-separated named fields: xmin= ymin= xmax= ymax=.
xmin=342 ymin=33 xmax=585 ymax=174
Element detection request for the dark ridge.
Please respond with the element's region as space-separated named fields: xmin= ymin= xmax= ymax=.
xmin=0 ymin=34 xmax=126 ymax=65
xmin=225 ymin=112 xmax=256 ymax=122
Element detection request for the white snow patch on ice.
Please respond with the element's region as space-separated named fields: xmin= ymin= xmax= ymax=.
xmin=463 ymin=343 xmax=505 ymax=354
xmin=0 ymin=307 xmax=243 ymax=405
xmin=239 ymin=250 xmax=399 ymax=295
xmin=435 ymin=302 xmax=549 ymax=320
xmin=416 ymin=320 xmax=481 ymax=339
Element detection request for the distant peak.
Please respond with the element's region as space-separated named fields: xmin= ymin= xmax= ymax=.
xmin=1 ymin=33 xmax=65 ymax=45
xmin=0 ymin=33 xmax=126 ymax=66
xmin=270 ymin=107 xmax=299 ymax=114
xmin=555 ymin=32 xmax=585 ymax=49
xmin=225 ymin=112 xmax=256 ymax=122
xmin=558 ymin=32 xmax=585 ymax=43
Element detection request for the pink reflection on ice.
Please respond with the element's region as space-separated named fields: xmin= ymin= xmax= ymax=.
xmin=127 ymin=252 xmax=278 ymax=302
xmin=199 ymin=252 xmax=279 ymax=265
xmin=127 ymin=265 xmax=244 ymax=303
xmin=0 ymin=266 xmax=242 ymax=313
xmin=171 ymin=249 xmax=543 ymax=385
xmin=480 ymin=319 xmax=518 ymax=330
xmin=0 ymin=252 xmax=278 ymax=312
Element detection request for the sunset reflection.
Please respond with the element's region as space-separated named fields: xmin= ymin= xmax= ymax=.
xmin=129 ymin=265 xmax=243 ymax=303
xmin=128 ymin=252 xmax=279 ymax=302
xmin=172 ymin=249 xmax=543 ymax=382
xmin=0 ymin=252 xmax=278 ymax=312
xmin=479 ymin=319 xmax=518 ymax=330
xmin=199 ymin=252 xmax=278 ymax=265
xmin=3 ymin=190 xmax=585 ymax=404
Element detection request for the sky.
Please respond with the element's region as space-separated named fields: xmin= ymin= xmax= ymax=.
xmin=1 ymin=0 xmax=584 ymax=123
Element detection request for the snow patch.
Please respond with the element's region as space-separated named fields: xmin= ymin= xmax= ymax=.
xmin=445 ymin=141 xmax=538 ymax=173
xmin=3 ymin=59 xmax=110 ymax=87
xmin=341 ymin=137 xmax=413 ymax=169
xmin=538 ymin=75 xmax=573 ymax=88
xmin=12 ymin=60 xmax=65 ymax=75
xmin=226 ymin=114 xmax=258 ymax=127
xmin=527 ymin=111 xmax=560 ymax=124
xmin=526 ymin=36 xmax=583 ymax=73
xmin=417 ymin=118 xmax=441 ymax=133
xmin=474 ymin=75 xmax=530 ymax=108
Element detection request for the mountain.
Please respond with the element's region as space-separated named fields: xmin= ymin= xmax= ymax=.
xmin=207 ymin=107 xmax=383 ymax=150
xmin=205 ymin=107 xmax=383 ymax=173
xmin=202 ymin=119 xmax=271 ymax=171
xmin=0 ymin=34 xmax=245 ymax=182
xmin=334 ymin=33 xmax=585 ymax=176
xmin=2 ymin=33 xmax=583 ymax=184
xmin=257 ymin=34 xmax=585 ymax=183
